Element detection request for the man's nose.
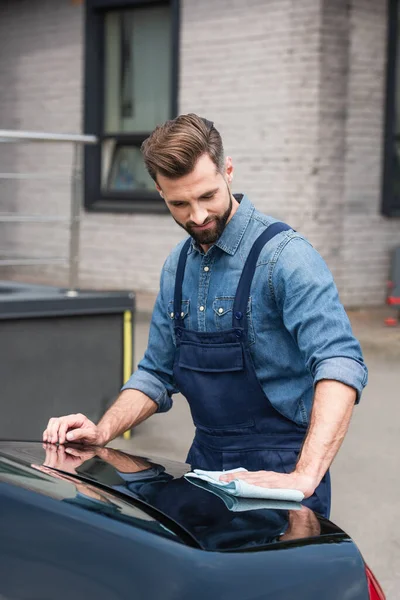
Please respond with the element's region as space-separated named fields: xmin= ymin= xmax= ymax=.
xmin=189 ymin=204 xmax=208 ymax=225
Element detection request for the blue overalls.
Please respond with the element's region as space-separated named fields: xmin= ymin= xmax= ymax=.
xmin=173 ymin=223 xmax=331 ymax=518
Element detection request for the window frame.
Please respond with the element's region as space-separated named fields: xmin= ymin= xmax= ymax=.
xmin=84 ymin=0 xmax=179 ymax=214
xmin=382 ymin=0 xmax=400 ymax=217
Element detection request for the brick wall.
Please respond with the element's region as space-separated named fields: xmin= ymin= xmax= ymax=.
xmin=0 ymin=0 xmax=398 ymax=306
xmin=0 ymin=0 xmax=85 ymax=284
xmin=0 ymin=0 xmax=187 ymax=292
xmin=341 ymin=0 xmax=400 ymax=306
xmin=180 ymin=0 xmax=322 ymax=229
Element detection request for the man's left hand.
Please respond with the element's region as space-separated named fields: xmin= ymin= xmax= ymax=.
xmin=219 ymin=470 xmax=317 ymax=499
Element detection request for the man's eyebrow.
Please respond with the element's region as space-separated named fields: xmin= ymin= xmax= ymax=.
xmin=167 ymin=188 xmax=219 ymax=204
xmin=198 ymin=188 xmax=219 ymax=199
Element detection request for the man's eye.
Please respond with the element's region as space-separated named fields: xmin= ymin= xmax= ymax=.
xmin=172 ymin=202 xmax=184 ymax=207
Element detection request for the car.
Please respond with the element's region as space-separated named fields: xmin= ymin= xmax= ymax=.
xmin=0 ymin=440 xmax=385 ymax=600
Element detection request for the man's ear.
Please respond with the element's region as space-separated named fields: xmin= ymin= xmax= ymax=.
xmin=156 ymin=183 xmax=164 ymax=198
xmin=225 ymin=156 xmax=234 ymax=184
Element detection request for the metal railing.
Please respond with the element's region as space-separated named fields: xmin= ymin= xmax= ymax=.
xmin=0 ymin=130 xmax=97 ymax=293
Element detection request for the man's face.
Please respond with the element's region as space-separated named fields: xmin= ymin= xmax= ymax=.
xmin=156 ymin=153 xmax=238 ymax=249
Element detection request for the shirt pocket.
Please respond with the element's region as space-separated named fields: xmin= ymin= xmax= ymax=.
xmin=212 ymin=296 xmax=255 ymax=346
xmin=168 ymin=299 xmax=191 ymax=344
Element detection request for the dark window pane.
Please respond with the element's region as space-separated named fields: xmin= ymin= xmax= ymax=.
xmin=393 ymin=9 xmax=400 ymax=208
xmin=383 ymin=0 xmax=400 ymax=216
xmin=104 ymin=5 xmax=172 ymax=134
xmin=102 ymin=143 xmax=155 ymax=192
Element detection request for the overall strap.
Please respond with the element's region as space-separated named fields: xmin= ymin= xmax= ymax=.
xmin=173 ymin=237 xmax=192 ymax=326
xmin=232 ymin=222 xmax=291 ymax=329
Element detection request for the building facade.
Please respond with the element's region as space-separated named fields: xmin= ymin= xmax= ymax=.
xmin=0 ymin=0 xmax=399 ymax=307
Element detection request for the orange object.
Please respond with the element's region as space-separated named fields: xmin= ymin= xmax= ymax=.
xmin=384 ymin=317 xmax=398 ymax=326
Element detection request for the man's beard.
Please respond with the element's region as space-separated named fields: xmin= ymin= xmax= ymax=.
xmin=174 ymin=194 xmax=233 ymax=245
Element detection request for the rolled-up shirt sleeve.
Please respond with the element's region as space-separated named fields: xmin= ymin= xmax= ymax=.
xmin=313 ymin=356 xmax=367 ymax=402
xmin=121 ymin=369 xmax=174 ymax=413
xmin=121 ymin=266 xmax=179 ymax=413
xmin=273 ymin=236 xmax=368 ymax=402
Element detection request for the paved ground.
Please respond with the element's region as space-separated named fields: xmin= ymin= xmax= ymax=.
xmin=112 ymin=307 xmax=400 ymax=598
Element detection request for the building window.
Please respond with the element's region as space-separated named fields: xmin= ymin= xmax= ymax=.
xmin=382 ymin=0 xmax=400 ymax=217
xmin=84 ymin=0 xmax=179 ymax=213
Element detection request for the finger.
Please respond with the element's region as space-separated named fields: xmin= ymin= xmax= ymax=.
xmin=66 ymin=427 xmax=92 ymax=443
xmin=219 ymin=474 xmax=234 ymax=482
xmin=44 ymin=418 xmax=60 ymax=444
xmin=219 ymin=472 xmax=251 ymax=482
xmin=219 ymin=471 xmax=287 ymax=486
xmin=48 ymin=418 xmax=62 ymax=444
xmin=43 ymin=418 xmax=55 ymax=442
xmin=58 ymin=422 xmax=70 ymax=445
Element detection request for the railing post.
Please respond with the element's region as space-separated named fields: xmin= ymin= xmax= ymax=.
xmin=68 ymin=142 xmax=82 ymax=295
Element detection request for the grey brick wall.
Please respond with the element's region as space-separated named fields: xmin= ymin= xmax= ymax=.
xmin=0 ymin=0 xmax=398 ymax=306
xmin=0 ymin=0 xmax=85 ymax=284
xmin=341 ymin=0 xmax=400 ymax=306
xmin=180 ymin=0 xmax=322 ymax=224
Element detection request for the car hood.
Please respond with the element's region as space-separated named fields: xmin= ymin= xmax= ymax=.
xmin=0 ymin=440 xmax=347 ymax=552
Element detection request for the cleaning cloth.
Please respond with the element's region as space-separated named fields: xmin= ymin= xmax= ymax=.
xmin=184 ymin=468 xmax=304 ymax=503
xmin=186 ymin=475 xmax=302 ymax=512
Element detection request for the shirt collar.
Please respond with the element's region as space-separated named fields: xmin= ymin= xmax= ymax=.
xmin=190 ymin=193 xmax=254 ymax=256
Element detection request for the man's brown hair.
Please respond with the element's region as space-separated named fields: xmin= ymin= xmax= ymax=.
xmin=141 ymin=113 xmax=224 ymax=182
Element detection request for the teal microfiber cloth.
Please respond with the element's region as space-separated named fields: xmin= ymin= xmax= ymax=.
xmin=184 ymin=467 xmax=304 ymax=503
xmin=186 ymin=475 xmax=302 ymax=512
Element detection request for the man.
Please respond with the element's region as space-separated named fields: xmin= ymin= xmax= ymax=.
xmin=43 ymin=114 xmax=368 ymax=518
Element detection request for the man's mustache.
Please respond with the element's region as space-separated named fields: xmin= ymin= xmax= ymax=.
xmin=186 ymin=217 xmax=216 ymax=228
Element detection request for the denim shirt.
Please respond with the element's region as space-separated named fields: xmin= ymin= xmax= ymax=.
xmin=123 ymin=194 xmax=368 ymax=427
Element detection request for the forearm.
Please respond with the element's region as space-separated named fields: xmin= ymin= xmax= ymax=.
xmin=295 ymin=379 xmax=356 ymax=488
xmin=220 ymin=379 xmax=357 ymax=497
xmin=97 ymin=389 xmax=158 ymax=445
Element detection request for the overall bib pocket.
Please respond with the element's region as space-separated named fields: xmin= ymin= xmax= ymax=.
xmin=178 ymin=341 xmax=244 ymax=372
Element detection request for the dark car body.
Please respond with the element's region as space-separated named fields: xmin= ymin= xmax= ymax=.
xmin=0 ymin=441 xmax=373 ymax=600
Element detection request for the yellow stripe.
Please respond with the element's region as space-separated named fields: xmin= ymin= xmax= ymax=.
xmin=123 ymin=310 xmax=133 ymax=440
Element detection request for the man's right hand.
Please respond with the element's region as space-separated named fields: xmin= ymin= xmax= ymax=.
xmin=43 ymin=413 xmax=106 ymax=446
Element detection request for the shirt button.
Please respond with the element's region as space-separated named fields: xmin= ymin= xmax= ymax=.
xmin=180 ymin=311 xmax=185 ymax=317
xmin=203 ymin=266 xmax=210 ymax=272
xmin=199 ymin=306 xmax=205 ymax=312
xmin=170 ymin=312 xmax=174 ymax=318
xmin=218 ymin=308 xmax=223 ymax=314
